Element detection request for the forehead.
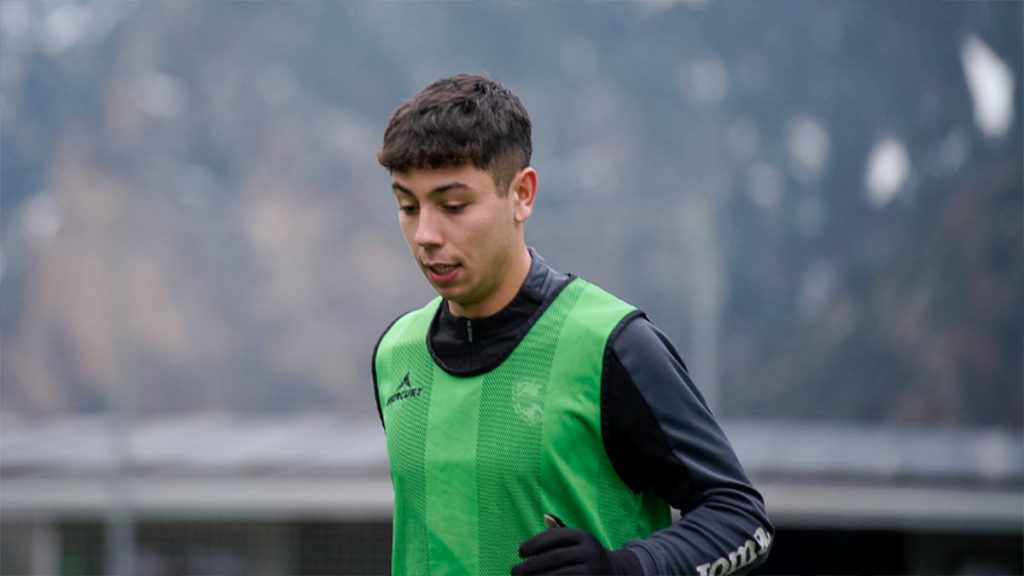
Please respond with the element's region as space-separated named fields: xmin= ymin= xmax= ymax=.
xmin=391 ymin=164 xmax=497 ymax=197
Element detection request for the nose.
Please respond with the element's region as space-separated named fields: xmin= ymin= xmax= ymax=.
xmin=413 ymin=206 xmax=443 ymax=248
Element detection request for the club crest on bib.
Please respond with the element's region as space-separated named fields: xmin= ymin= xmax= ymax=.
xmin=513 ymin=380 xmax=545 ymax=424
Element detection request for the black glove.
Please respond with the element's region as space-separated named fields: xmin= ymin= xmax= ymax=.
xmin=511 ymin=527 xmax=643 ymax=575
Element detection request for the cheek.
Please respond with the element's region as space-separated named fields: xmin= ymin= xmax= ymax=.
xmin=399 ymin=220 xmax=417 ymax=245
xmin=467 ymin=216 xmax=501 ymax=248
xmin=473 ymin=217 xmax=511 ymax=259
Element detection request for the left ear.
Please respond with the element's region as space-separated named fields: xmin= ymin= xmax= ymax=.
xmin=509 ymin=167 xmax=537 ymax=223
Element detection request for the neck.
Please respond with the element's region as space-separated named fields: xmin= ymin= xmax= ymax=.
xmin=450 ymin=245 xmax=532 ymax=319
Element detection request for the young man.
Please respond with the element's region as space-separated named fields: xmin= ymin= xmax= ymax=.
xmin=373 ymin=74 xmax=772 ymax=575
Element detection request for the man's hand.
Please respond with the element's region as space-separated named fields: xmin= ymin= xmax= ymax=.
xmin=511 ymin=527 xmax=642 ymax=575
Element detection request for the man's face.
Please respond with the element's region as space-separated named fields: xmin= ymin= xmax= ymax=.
xmin=392 ymin=164 xmax=533 ymax=318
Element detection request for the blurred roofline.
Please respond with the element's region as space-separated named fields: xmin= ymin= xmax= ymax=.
xmin=2 ymin=414 xmax=1021 ymax=532
xmin=1 ymin=476 xmax=1019 ymax=535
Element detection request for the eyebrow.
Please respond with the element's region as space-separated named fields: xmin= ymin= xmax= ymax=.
xmin=392 ymin=181 xmax=470 ymax=197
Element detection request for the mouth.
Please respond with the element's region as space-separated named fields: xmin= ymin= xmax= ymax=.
xmin=424 ymin=262 xmax=461 ymax=284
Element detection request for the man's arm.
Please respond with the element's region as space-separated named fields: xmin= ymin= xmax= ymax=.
xmin=602 ymin=313 xmax=773 ymax=575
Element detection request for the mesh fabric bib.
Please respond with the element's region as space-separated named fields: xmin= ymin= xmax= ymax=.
xmin=375 ymin=278 xmax=670 ymax=575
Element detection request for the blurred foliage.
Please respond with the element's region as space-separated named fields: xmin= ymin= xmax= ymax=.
xmin=1 ymin=1 xmax=1020 ymax=427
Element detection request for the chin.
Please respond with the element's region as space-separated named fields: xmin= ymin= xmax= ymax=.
xmin=433 ymin=286 xmax=463 ymax=301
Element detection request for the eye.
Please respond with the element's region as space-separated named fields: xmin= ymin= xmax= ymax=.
xmin=443 ymin=203 xmax=466 ymax=214
xmin=398 ymin=204 xmax=419 ymax=216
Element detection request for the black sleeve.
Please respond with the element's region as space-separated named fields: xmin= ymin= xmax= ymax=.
xmin=602 ymin=313 xmax=773 ymax=575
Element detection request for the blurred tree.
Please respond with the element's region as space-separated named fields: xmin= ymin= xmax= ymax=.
xmin=0 ymin=0 xmax=1019 ymax=427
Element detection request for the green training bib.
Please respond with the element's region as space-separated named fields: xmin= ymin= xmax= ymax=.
xmin=375 ymin=278 xmax=670 ymax=575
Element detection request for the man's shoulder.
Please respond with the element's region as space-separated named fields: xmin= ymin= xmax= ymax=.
xmin=560 ymin=279 xmax=671 ymax=358
xmin=375 ymin=298 xmax=443 ymax=350
xmin=571 ymin=277 xmax=633 ymax=306
xmin=555 ymin=277 xmax=644 ymax=339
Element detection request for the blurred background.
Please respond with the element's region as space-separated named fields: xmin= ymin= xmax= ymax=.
xmin=1 ymin=1 xmax=1021 ymax=574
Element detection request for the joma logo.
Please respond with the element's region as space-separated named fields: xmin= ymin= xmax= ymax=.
xmin=695 ymin=526 xmax=771 ymax=576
